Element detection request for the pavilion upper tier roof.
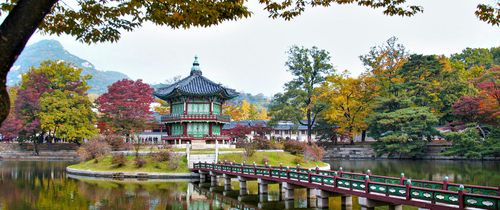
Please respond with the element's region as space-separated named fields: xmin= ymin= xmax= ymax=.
xmin=154 ymin=56 xmax=239 ymax=101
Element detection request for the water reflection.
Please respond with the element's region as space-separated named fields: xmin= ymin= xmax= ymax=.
xmin=0 ymin=160 xmax=498 ymax=210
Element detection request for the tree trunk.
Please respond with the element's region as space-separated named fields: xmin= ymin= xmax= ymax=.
xmin=306 ymin=109 xmax=312 ymax=144
xmin=0 ymin=0 xmax=59 ymax=126
xmin=361 ymin=130 xmax=366 ymax=142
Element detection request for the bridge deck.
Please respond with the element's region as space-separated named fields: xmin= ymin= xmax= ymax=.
xmin=193 ymin=162 xmax=500 ymax=210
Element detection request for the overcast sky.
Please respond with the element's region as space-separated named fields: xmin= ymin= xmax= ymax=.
xmin=28 ymin=0 xmax=500 ymax=96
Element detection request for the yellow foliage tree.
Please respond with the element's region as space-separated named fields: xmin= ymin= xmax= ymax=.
xmin=318 ymin=72 xmax=378 ymax=144
xmin=224 ymin=100 xmax=269 ymax=121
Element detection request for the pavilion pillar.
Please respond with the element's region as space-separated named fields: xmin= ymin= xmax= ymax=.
xmin=199 ymin=170 xmax=208 ymax=182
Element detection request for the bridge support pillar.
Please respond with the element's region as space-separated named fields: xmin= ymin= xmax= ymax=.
xmin=238 ymin=176 xmax=247 ymax=196
xmin=358 ymin=197 xmax=397 ymax=210
xmin=258 ymin=178 xmax=269 ymax=194
xmin=210 ymin=171 xmax=218 ymax=186
xmin=358 ymin=197 xmax=376 ymax=210
xmin=198 ymin=170 xmax=208 ymax=182
xmin=341 ymin=195 xmax=353 ymax=207
xmin=282 ymin=182 xmax=296 ymax=200
xmin=388 ymin=204 xmax=403 ymax=210
xmin=223 ymin=174 xmax=232 ymax=191
xmin=316 ymin=189 xmax=337 ymax=209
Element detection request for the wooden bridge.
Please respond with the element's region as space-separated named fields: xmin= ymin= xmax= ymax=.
xmin=192 ymin=162 xmax=500 ymax=210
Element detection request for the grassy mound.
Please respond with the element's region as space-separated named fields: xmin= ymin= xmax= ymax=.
xmin=68 ymin=155 xmax=189 ymax=173
xmin=218 ymin=151 xmax=328 ymax=168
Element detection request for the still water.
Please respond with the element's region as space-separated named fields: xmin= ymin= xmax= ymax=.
xmin=0 ymin=160 xmax=498 ymax=210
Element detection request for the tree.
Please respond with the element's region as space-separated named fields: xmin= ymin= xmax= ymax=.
xmin=223 ymin=100 xmax=269 ymax=121
xmin=0 ymin=87 xmax=22 ymax=141
xmin=360 ymin=36 xmax=408 ymax=97
xmin=368 ymin=98 xmax=439 ymax=158
xmin=96 ymin=79 xmax=154 ymax=140
xmin=8 ymin=0 xmax=500 ymax=126
xmin=318 ymin=72 xmax=377 ymax=144
xmin=12 ymin=61 xmax=92 ymax=153
xmin=38 ymin=90 xmax=97 ymax=142
xmin=269 ymin=46 xmax=334 ymax=142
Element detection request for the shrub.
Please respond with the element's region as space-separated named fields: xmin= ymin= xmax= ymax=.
xmin=261 ymin=156 xmax=269 ymax=165
xmin=134 ymin=157 xmax=146 ymax=168
xmin=77 ymin=138 xmax=111 ymax=161
xmin=304 ymin=143 xmax=325 ymax=161
xmin=153 ymin=149 xmax=173 ymax=162
xmin=243 ymin=142 xmax=256 ymax=159
xmin=168 ymin=155 xmax=180 ymax=170
xmin=283 ymin=141 xmax=306 ymax=155
xmin=111 ymin=153 xmax=126 ymax=167
xmin=292 ymin=156 xmax=304 ymax=165
xmin=104 ymin=135 xmax=130 ymax=151
xmin=132 ymin=142 xmax=144 ymax=157
xmin=252 ymin=137 xmax=284 ymax=150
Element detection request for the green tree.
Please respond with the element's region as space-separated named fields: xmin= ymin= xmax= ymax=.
xmin=368 ymin=98 xmax=439 ymax=158
xmin=269 ymin=46 xmax=334 ymax=142
xmin=39 ymin=90 xmax=97 ymax=142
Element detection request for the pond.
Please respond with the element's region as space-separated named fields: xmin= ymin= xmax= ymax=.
xmin=0 ymin=160 xmax=498 ymax=210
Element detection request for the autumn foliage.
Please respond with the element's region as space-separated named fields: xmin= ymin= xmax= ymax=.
xmin=96 ymin=79 xmax=154 ymax=138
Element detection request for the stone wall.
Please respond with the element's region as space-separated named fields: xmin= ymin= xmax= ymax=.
xmin=323 ymin=143 xmax=500 ymax=160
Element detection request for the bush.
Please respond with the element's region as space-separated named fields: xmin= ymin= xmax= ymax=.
xmin=304 ymin=143 xmax=325 ymax=161
xmin=104 ymin=135 xmax=130 ymax=151
xmin=283 ymin=141 xmax=306 ymax=155
xmin=134 ymin=157 xmax=146 ymax=168
xmin=292 ymin=156 xmax=304 ymax=165
xmin=77 ymin=138 xmax=111 ymax=161
xmin=111 ymin=153 xmax=126 ymax=167
xmin=243 ymin=142 xmax=256 ymax=158
xmin=153 ymin=149 xmax=173 ymax=162
xmin=168 ymin=155 xmax=180 ymax=170
xmin=253 ymin=137 xmax=284 ymax=150
xmin=261 ymin=156 xmax=269 ymax=165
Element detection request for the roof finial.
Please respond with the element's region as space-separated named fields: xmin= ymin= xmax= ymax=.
xmin=190 ymin=55 xmax=202 ymax=76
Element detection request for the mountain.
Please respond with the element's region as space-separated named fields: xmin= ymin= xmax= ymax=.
xmin=8 ymin=40 xmax=129 ymax=94
xmin=229 ymin=92 xmax=271 ymax=108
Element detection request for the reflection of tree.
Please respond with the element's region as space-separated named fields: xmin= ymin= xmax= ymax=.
xmin=327 ymin=160 xmax=500 ymax=186
xmin=0 ymin=161 xmax=194 ymax=210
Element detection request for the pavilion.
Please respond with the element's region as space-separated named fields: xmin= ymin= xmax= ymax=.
xmin=154 ymin=57 xmax=238 ymax=147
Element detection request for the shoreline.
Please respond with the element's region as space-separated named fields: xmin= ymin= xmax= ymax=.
xmin=66 ymin=167 xmax=199 ymax=179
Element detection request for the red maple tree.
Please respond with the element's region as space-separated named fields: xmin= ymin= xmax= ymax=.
xmin=96 ymin=79 xmax=154 ymax=139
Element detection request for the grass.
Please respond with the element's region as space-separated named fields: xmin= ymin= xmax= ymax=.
xmin=218 ymin=151 xmax=328 ymax=168
xmin=68 ymin=155 xmax=189 ymax=173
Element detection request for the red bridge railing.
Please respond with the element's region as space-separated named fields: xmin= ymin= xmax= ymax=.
xmin=193 ymin=162 xmax=500 ymax=210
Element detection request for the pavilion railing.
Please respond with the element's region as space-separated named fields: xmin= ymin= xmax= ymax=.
xmin=193 ymin=162 xmax=500 ymax=210
xmin=161 ymin=114 xmax=231 ymax=122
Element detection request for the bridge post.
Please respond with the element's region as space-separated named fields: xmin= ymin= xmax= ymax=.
xmin=341 ymin=195 xmax=353 ymax=207
xmin=238 ymin=176 xmax=247 ymax=196
xmin=223 ymin=174 xmax=232 ymax=191
xmin=282 ymin=182 xmax=295 ymax=200
xmin=198 ymin=170 xmax=208 ymax=182
xmin=209 ymin=171 xmax=217 ymax=188
xmin=388 ymin=204 xmax=403 ymax=210
xmin=315 ymin=189 xmax=330 ymax=209
xmin=358 ymin=197 xmax=376 ymax=210
xmin=258 ymin=178 xmax=269 ymax=194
